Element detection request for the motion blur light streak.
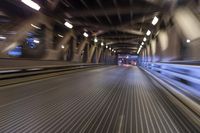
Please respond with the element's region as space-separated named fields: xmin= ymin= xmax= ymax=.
xmin=0 ymin=36 xmax=6 ymax=40
xmin=21 ymin=0 xmax=41 ymax=11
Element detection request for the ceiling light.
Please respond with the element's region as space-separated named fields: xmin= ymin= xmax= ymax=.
xmin=101 ymin=42 xmax=104 ymax=46
xmin=83 ymin=32 xmax=88 ymax=37
xmin=186 ymin=39 xmax=191 ymax=43
xmin=0 ymin=36 xmax=6 ymax=40
xmin=109 ymin=47 xmax=111 ymax=50
xmin=61 ymin=45 xmax=65 ymax=49
xmin=137 ymin=47 xmax=142 ymax=54
xmin=58 ymin=34 xmax=63 ymax=38
xmin=94 ymin=37 xmax=98 ymax=43
xmin=21 ymin=0 xmax=40 ymax=11
xmin=31 ymin=24 xmax=41 ymax=29
xmin=33 ymin=39 xmax=40 ymax=44
xmin=152 ymin=16 xmax=159 ymax=25
xmin=143 ymin=37 xmax=147 ymax=42
xmin=64 ymin=21 xmax=73 ymax=29
xmin=141 ymin=42 xmax=144 ymax=45
xmin=146 ymin=30 xmax=151 ymax=36
xmin=106 ymin=45 xmax=108 ymax=48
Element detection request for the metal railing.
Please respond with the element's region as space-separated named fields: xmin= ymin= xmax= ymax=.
xmin=141 ymin=62 xmax=200 ymax=101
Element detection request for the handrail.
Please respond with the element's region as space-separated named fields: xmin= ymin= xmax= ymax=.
xmin=141 ymin=62 xmax=200 ymax=100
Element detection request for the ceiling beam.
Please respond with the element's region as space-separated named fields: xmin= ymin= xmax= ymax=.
xmin=67 ymin=5 xmax=159 ymax=18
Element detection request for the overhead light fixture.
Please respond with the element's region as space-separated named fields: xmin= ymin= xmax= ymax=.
xmin=112 ymin=49 xmax=114 ymax=51
xmin=143 ymin=37 xmax=147 ymax=42
xmin=58 ymin=34 xmax=63 ymax=38
xmin=94 ymin=37 xmax=98 ymax=43
xmin=31 ymin=24 xmax=41 ymax=29
xmin=61 ymin=45 xmax=65 ymax=49
xmin=137 ymin=47 xmax=142 ymax=54
xmin=146 ymin=30 xmax=151 ymax=36
xmin=152 ymin=16 xmax=159 ymax=25
xmin=0 ymin=36 xmax=6 ymax=40
xmin=101 ymin=42 xmax=104 ymax=46
xmin=114 ymin=50 xmax=116 ymax=53
xmin=186 ymin=39 xmax=191 ymax=43
xmin=64 ymin=21 xmax=73 ymax=29
xmin=21 ymin=0 xmax=41 ymax=11
xmin=33 ymin=39 xmax=40 ymax=44
xmin=106 ymin=45 xmax=108 ymax=49
xmin=83 ymin=32 xmax=88 ymax=38
xmin=109 ymin=47 xmax=111 ymax=50
xmin=141 ymin=42 xmax=144 ymax=45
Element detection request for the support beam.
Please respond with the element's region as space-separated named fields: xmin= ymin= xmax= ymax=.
xmin=44 ymin=31 xmax=73 ymax=60
xmin=67 ymin=5 xmax=159 ymax=18
xmin=87 ymin=44 xmax=96 ymax=63
xmin=96 ymin=47 xmax=103 ymax=64
xmin=72 ymin=39 xmax=88 ymax=62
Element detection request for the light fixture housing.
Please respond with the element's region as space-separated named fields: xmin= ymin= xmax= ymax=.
xmin=33 ymin=39 xmax=40 ymax=44
xmin=21 ymin=0 xmax=41 ymax=11
xmin=83 ymin=32 xmax=88 ymax=37
xmin=152 ymin=16 xmax=159 ymax=25
xmin=146 ymin=30 xmax=151 ymax=36
xmin=143 ymin=37 xmax=147 ymax=42
xmin=94 ymin=37 xmax=98 ymax=43
xmin=186 ymin=39 xmax=191 ymax=43
xmin=0 ymin=36 xmax=6 ymax=40
xmin=31 ymin=24 xmax=41 ymax=29
xmin=58 ymin=34 xmax=63 ymax=38
xmin=61 ymin=45 xmax=65 ymax=49
xmin=64 ymin=21 xmax=73 ymax=29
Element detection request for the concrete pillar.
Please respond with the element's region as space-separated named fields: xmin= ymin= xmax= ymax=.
xmin=87 ymin=44 xmax=96 ymax=63
xmin=96 ymin=47 xmax=103 ymax=64
xmin=174 ymin=7 xmax=200 ymax=60
xmin=174 ymin=7 xmax=200 ymax=40
xmin=44 ymin=31 xmax=73 ymax=60
xmin=72 ymin=39 xmax=88 ymax=62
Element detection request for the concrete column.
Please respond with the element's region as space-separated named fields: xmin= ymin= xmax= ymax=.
xmin=174 ymin=7 xmax=200 ymax=40
xmin=87 ymin=44 xmax=96 ymax=63
xmin=44 ymin=31 xmax=73 ymax=60
xmin=174 ymin=7 xmax=200 ymax=60
xmin=96 ymin=47 xmax=103 ymax=64
xmin=72 ymin=39 xmax=88 ymax=62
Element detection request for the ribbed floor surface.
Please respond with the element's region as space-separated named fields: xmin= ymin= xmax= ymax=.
xmin=0 ymin=66 xmax=199 ymax=133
